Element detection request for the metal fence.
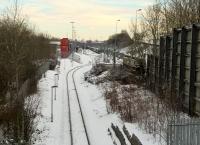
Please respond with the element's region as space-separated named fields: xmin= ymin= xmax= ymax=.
xmin=167 ymin=118 xmax=200 ymax=145
xmin=147 ymin=23 xmax=200 ymax=115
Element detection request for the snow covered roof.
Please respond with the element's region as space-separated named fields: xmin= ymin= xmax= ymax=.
xmin=50 ymin=41 xmax=60 ymax=45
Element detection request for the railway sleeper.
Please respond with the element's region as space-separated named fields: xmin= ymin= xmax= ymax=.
xmin=123 ymin=125 xmax=142 ymax=145
xmin=111 ymin=123 xmax=126 ymax=145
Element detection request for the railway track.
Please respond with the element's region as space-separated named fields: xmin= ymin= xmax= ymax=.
xmin=66 ymin=65 xmax=91 ymax=145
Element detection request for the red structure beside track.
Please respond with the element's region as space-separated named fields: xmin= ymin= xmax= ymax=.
xmin=60 ymin=38 xmax=69 ymax=58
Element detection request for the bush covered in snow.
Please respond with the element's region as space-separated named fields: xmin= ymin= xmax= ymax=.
xmin=85 ymin=63 xmax=145 ymax=86
xmin=103 ymin=82 xmax=186 ymax=143
xmin=84 ymin=64 xmax=109 ymax=84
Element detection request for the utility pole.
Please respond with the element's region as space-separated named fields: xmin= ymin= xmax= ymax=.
xmin=135 ymin=9 xmax=142 ymax=33
xmin=113 ymin=19 xmax=120 ymax=68
xmin=70 ymin=21 xmax=75 ymax=40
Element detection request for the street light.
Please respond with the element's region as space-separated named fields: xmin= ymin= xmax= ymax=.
xmin=70 ymin=21 xmax=75 ymax=65
xmin=70 ymin=21 xmax=75 ymax=40
xmin=135 ymin=9 xmax=142 ymax=33
xmin=70 ymin=21 xmax=75 ymax=52
xmin=54 ymin=73 xmax=59 ymax=86
xmin=51 ymin=85 xmax=58 ymax=122
xmin=113 ymin=19 xmax=120 ymax=68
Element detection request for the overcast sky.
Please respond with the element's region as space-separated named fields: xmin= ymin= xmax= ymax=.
xmin=0 ymin=0 xmax=155 ymax=40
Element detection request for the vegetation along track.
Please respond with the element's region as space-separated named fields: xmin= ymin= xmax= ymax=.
xmin=66 ymin=64 xmax=91 ymax=145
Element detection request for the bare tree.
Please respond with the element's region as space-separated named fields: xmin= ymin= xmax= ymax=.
xmin=161 ymin=0 xmax=200 ymax=29
xmin=128 ymin=20 xmax=146 ymax=59
xmin=142 ymin=3 xmax=163 ymax=56
xmin=0 ymin=1 xmax=53 ymax=143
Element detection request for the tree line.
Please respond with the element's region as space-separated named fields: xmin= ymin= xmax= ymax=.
xmin=0 ymin=2 xmax=55 ymax=144
xmin=130 ymin=0 xmax=200 ymax=57
xmin=105 ymin=0 xmax=200 ymax=143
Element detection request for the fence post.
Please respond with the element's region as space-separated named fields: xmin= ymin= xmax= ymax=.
xmin=171 ymin=28 xmax=181 ymax=98
xmin=155 ymin=56 xmax=159 ymax=92
xmin=165 ymin=36 xmax=172 ymax=84
xmin=152 ymin=55 xmax=155 ymax=90
xmin=171 ymin=29 xmax=178 ymax=96
xmin=167 ymin=124 xmax=169 ymax=145
xmin=189 ymin=24 xmax=199 ymax=115
xmin=179 ymin=27 xmax=187 ymax=110
xmin=147 ymin=55 xmax=151 ymax=86
xmin=159 ymin=36 xmax=165 ymax=88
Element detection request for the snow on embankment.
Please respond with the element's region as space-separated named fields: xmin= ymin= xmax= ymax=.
xmin=33 ymin=49 xmax=163 ymax=145
xmin=84 ymin=62 xmax=165 ymax=145
xmin=34 ymin=59 xmax=80 ymax=145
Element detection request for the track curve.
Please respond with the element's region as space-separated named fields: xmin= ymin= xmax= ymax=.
xmin=66 ymin=64 xmax=91 ymax=145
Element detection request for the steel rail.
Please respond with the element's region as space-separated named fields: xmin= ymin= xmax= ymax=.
xmin=66 ymin=64 xmax=91 ymax=145
xmin=66 ymin=66 xmax=82 ymax=145
xmin=72 ymin=65 xmax=91 ymax=145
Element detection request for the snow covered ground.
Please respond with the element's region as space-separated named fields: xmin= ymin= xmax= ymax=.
xmin=33 ymin=49 xmax=162 ymax=145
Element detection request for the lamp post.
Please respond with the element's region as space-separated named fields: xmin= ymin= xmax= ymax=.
xmin=54 ymin=73 xmax=59 ymax=86
xmin=113 ymin=19 xmax=120 ymax=68
xmin=51 ymin=85 xmax=58 ymax=122
xmin=70 ymin=21 xmax=75 ymax=40
xmin=135 ymin=9 xmax=142 ymax=33
xmin=70 ymin=21 xmax=75 ymax=65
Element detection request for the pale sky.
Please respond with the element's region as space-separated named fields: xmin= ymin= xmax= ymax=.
xmin=0 ymin=0 xmax=155 ymax=40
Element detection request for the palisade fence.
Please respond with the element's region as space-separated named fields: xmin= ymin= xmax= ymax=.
xmin=147 ymin=23 xmax=200 ymax=116
xmin=167 ymin=118 xmax=200 ymax=145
